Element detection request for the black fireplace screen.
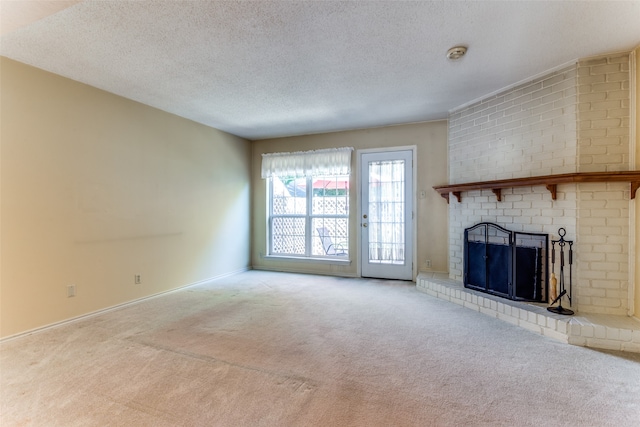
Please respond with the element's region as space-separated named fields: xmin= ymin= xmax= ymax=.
xmin=464 ymin=223 xmax=548 ymax=302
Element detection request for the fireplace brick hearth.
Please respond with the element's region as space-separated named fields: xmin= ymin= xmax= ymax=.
xmin=417 ymin=273 xmax=640 ymax=353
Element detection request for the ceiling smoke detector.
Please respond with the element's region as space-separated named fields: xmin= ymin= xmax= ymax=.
xmin=446 ymin=46 xmax=467 ymax=60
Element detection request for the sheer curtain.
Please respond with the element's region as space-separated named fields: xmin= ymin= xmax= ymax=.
xmin=261 ymin=147 xmax=353 ymax=178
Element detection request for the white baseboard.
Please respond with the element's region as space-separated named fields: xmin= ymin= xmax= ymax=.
xmin=0 ymin=267 xmax=251 ymax=343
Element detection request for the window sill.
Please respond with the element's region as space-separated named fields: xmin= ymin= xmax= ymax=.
xmin=264 ymin=255 xmax=351 ymax=265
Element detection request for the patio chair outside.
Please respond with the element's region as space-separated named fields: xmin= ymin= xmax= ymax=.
xmin=316 ymin=227 xmax=347 ymax=256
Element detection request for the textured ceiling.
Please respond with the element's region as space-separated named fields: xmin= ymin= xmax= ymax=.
xmin=1 ymin=1 xmax=640 ymax=140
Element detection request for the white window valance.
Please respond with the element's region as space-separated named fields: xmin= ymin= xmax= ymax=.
xmin=261 ymin=147 xmax=353 ymax=178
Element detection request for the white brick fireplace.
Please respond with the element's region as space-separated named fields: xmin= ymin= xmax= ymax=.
xmin=417 ymin=52 xmax=640 ymax=352
xmin=446 ymin=52 xmax=632 ymax=316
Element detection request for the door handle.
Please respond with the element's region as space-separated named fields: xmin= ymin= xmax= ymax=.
xmin=363 ymin=214 xmax=368 ymax=219
xmin=363 ymin=223 xmax=368 ymax=227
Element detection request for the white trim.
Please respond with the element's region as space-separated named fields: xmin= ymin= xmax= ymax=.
xmin=356 ymin=151 xmax=363 ymax=278
xmin=266 ymin=176 xmax=273 ymax=256
xmin=450 ymin=59 xmax=578 ymax=114
xmin=0 ymin=267 xmax=250 ymax=343
xmin=412 ymin=146 xmax=418 ymax=280
xmin=631 ymin=49 xmax=637 ymax=169
xmin=629 ymin=48 xmax=637 ymax=317
xmin=630 ymin=201 xmax=636 ymax=318
xmin=450 ymin=49 xmax=636 ymax=116
xmin=263 ymin=255 xmax=351 ymax=265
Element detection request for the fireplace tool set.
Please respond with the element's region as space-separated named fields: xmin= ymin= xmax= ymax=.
xmin=548 ymin=228 xmax=574 ymax=316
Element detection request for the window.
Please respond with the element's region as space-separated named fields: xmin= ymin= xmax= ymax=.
xmin=269 ymin=174 xmax=349 ymax=257
xmin=262 ymin=148 xmax=352 ymax=259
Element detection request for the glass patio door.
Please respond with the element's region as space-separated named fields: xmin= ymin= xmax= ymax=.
xmin=360 ymin=150 xmax=414 ymax=280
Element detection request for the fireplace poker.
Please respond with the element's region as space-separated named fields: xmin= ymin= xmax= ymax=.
xmin=568 ymin=241 xmax=573 ymax=305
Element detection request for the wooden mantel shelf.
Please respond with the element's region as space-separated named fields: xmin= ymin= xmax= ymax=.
xmin=433 ymin=171 xmax=640 ymax=203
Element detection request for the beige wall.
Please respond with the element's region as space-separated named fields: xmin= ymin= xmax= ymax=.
xmin=251 ymin=122 xmax=449 ymax=278
xmin=0 ymin=58 xmax=251 ymax=338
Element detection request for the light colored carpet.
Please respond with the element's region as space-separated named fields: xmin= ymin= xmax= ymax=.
xmin=1 ymin=270 xmax=639 ymax=426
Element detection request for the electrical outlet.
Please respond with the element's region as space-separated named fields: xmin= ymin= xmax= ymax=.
xmin=67 ymin=285 xmax=76 ymax=298
xmin=134 ymin=274 xmax=141 ymax=284
xmin=425 ymin=260 xmax=432 ymax=268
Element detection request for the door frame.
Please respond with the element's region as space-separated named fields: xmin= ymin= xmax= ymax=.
xmin=356 ymin=146 xmax=417 ymax=280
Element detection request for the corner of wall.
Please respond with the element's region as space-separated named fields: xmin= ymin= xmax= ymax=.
xmin=633 ymin=46 xmax=640 ymax=318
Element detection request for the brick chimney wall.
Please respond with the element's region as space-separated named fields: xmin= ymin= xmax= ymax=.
xmin=447 ymin=53 xmax=631 ymax=315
